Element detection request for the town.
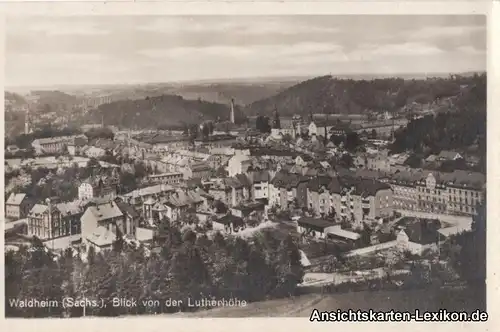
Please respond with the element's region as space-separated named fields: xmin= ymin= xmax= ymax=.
xmin=4 ymin=14 xmax=487 ymax=318
xmin=5 ymin=73 xmax=486 ymax=317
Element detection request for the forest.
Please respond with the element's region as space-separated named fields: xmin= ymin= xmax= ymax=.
xmin=390 ymin=73 xmax=486 ymax=172
xmin=245 ymin=73 xmax=486 ymax=117
xmin=83 ymin=94 xmax=246 ymax=130
xmin=5 ymin=219 xmax=304 ymax=318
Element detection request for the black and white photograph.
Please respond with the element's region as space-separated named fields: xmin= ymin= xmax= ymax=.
xmin=4 ymin=13 xmax=487 ymax=319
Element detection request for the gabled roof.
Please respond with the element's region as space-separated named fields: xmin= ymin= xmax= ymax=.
xmin=298 ymin=217 xmax=336 ymax=229
xmin=86 ymin=226 xmax=115 ymax=247
xmin=85 ymin=201 xmax=123 ymax=222
xmin=57 ymin=201 xmax=84 ymax=216
xmin=248 ymin=170 xmax=270 ymax=183
xmin=215 ymin=214 xmax=244 ymax=226
xmin=115 ymin=201 xmax=140 ymax=218
xmin=6 ymin=193 xmax=27 ymax=205
xmin=438 ymin=150 xmax=462 ymax=160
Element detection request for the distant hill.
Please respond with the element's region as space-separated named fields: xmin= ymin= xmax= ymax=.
xmin=5 ymin=91 xmax=28 ymax=107
xmin=83 ymin=94 xmax=244 ymax=129
xmin=30 ymin=90 xmax=82 ymax=112
xmin=88 ymin=81 xmax=298 ymax=106
xmin=245 ymin=73 xmax=486 ymax=117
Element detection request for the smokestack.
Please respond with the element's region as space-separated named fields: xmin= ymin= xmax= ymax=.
xmin=230 ymin=98 xmax=235 ymax=124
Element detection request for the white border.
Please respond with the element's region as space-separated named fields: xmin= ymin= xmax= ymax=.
xmin=1 ymin=2 xmax=498 ymax=332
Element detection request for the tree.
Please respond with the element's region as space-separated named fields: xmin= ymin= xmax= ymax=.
xmin=273 ymin=235 xmax=304 ymax=297
xmin=345 ymin=132 xmax=361 ymax=151
xmin=360 ymin=222 xmax=372 ymax=246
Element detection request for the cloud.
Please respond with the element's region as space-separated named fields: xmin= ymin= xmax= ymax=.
xmin=7 ymin=19 xmax=109 ymax=36
xmin=455 ymin=45 xmax=486 ymax=55
xmin=409 ymin=25 xmax=484 ymax=40
xmin=351 ymin=42 xmax=445 ymax=59
xmin=138 ymin=42 xmax=343 ymax=60
xmin=137 ymin=17 xmax=339 ymax=36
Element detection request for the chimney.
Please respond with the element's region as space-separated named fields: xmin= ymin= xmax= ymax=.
xmin=230 ymin=98 xmax=235 ymax=124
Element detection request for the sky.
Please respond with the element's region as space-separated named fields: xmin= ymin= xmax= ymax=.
xmin=5 ymin=15 xmax=486 ymax=88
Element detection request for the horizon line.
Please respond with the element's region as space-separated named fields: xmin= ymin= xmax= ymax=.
xmin=5 ymin=70 xmax=486 ymax=91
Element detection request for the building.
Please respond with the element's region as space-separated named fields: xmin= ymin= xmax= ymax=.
xmin=27 ymin=199 xmax=61 ymax=240
xmin=388 ymin=169 xmax=485 ymax=216
xmin=213 ymin=214 xmax=245 ymax=233
xmin=83 ymin=146 xmax=107 ymax=158
xmin=396 ymin=220 xmax=440 ymax=255
xmin=78 ymin=175 xmax=118 ymax=201
xmin=122 ymin=184 xmax=176 ymax=208
xmin=147 ymin=172 xmax=184 ymax=185
xmin=296 ymin=217 xmax=338 ymax=240
xmin=209 ymin=177 xmax=247 ymax=208
xmin=437 ymin=150 xmax=463 ymax=162
xmin=5 ymin=193 xmax=32 ymax=220
xmin=31 ymin=135 xmax=88 ymax=155
xmin=227 ymin=153 xmax=252 ymax=177
xmin=247 ymin=170 xmax=270 ymax=202
xmin=182 ymin=162 xmax=212 ymax=180
xmin=269 ymin=171 xmax=309 ymax=210
xmin=306 ymin=175 xmax=393 ymax=228
xmin=81 ymin=200 xmax=125 ymax=252
xmin=115 ymin=200 xmax=140 ymax=237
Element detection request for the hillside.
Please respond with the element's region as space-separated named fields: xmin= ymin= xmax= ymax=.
xmin=83 ymin=94 xmax=244 ymax=129
xmin=158 ymin=286 xmax=480 ymax=317
xmin=5 ymin=91 xmax=28 ymax=107
xmin=245 ymin=73 xmax=485 ymax=117
xmin=30 ymin=90 xmax=82 ymax=112
xmin=62 ymin=81 xmax=299 ymax=106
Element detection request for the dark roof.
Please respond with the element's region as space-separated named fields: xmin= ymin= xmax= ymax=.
xmin=271 ymin=172 xmax=307 ymax=190
xmin=115 ymin=201 xmax=140 ymax=218
xmin=216 ymin=214 xmax=244 ymax=226
xmin=404 ymin=220 xmax=440 ymax=245
xmin=352 ymin=179 xmax=392 ymax=197
xmin=248 ymin=170 xmax=270 ymax=183
xmin=298 ymin=217 xmax=336 ymax=229
xmin=235 ymin=173 xmax=251 ymax=187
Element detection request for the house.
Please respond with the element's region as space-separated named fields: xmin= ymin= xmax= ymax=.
xmin=208 ymin=177 xmax=246 ymax=207
xmin=56 ymin=200 xmax=85 ymax=237
xmin=31 ymin=135 xmax=88 ymax=155
xmin=306 ymin=175 xmax=393 ymax=227
xmin=230 ymin=201 xmax=265 ymax=218
xmin=437 ymin=150 xmax=463 ymax=162
xmin=308 ymin=119 xmax=344 ymax=138
xmin=122 ymin=184 xmax=176 ymax=208
xmin=80 ymin=200 xmax=125 ymax=252
xmin=296 ymin=217 xmax=338 ymax=240
xmin=182 ymin=162 xmax=212 ymax=180
xmin=27 ymin=200 xmax=61 ymax=240
xmin=115 ymin=200 xmax=140 ymax=237
xmin=153 ymin=190 xmax=204 ymax=222
xmin=213 ymin=214 xmax=245 ymax=233
xmin=396 ymin=220 xmax=440 ymax=255
xmin=248 ymin=170 xmax=270 ymax=202
xmin=83 ymin=146 xmax=107 ymax=158
xmin=147 ymin=172 xmax=184 ymax=185
xmin=227 ymin=153 xmax=252 ymax=177
xmin=5 ymin=193 xmax=32 ymax=220
xmin=78 ymin=175 xmax=118 ymax=201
